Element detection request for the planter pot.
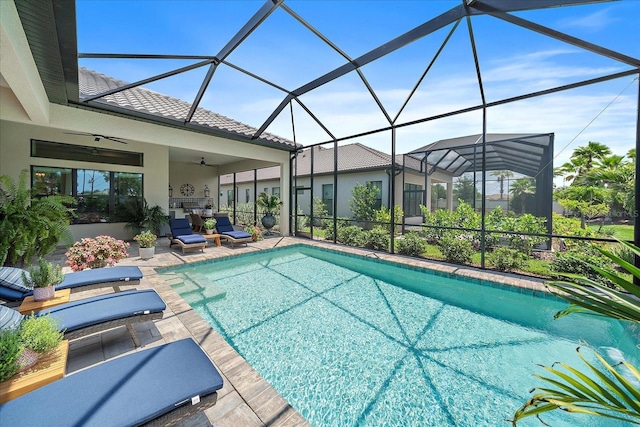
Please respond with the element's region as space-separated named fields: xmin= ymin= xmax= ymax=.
xmin=17 ymin=348 xmax=39 ymax=373
xmin=205 ymin=229 xmax=215 ymax=235
xmin=205 ymin=209 xmax=213 ymax=216
xmin=33 ymin=286 xmax=55 ymax=302
xmin=139 ymin=246 xmax=155 ymax=260
xmin=261 ymin=214 xmax=277 ymax=232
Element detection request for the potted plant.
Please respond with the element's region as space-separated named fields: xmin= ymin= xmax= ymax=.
xmin=204 ymin=199 xmax=215 ymax=217
xmin=65 ymin=235 xmax=130 ymax=271
xmin=133 ymin=230 xmax=157 ymax=260
xmin=121 ymin=198 xmax=169 ymax=236
xmin=257 ymin=192 xmax=281 ymax=235
xmin=0 ymin=329 xmax=23 ymax=381
xmin=203 ymin=218 xmax=217 ymax=235
xmin=19 ymin=314 xmax=63 ymax=355
xmin=21 ymin=257 xmax=64 ymax=301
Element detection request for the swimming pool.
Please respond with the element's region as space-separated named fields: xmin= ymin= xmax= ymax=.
xmin=164 ymin=245 xmax=639 ymax=427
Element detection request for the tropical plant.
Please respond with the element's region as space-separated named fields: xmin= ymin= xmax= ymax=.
xmin=21 ymin=257 xmax=64 ymax=289
xmin=245 ymin=224 xmax=263 ymax=241
xmin=256 ymin=192 xmax=281 ymax=216
xmin=512 ymin=239 xmax=640 ymax=426
xmin=510 ymin=178 xmax=536 ymax=214
xmin=133 ymin=230 xmax=157 ymax=248
xmin=452 ymin=174 xmax=481 ymax=206
xmin=0 ymin=170 xmax=76 ymax=267
xmin=19 ymin=314 xmax=63 ymax=354
xmin=121 ymin=198 xmax=168 ymax=235
xmin=490 ymin=170 xmax=514 ymax=200
xmin=65 ymin=235 xmax=130 ymax=271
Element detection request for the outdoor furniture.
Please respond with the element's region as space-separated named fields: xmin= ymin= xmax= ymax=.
xmin=0 ymin=265 xmax=143 ymax=303
xmin=1 ymin=289 xmax=166 ymax=347
xmin=214 ymin=215 xmax=253 ymax=247
xmin=169 ymin=218 xmax=207 ymax=253
xmin=18 ymin=289 xmax=70 ymax=314
xmin=202 ymin=233 xmax=222 ymax=247
xmin=190 ymin=213 xmax=205 ymax=232
xmin=0 ymin=338 xmax=224 ymax=426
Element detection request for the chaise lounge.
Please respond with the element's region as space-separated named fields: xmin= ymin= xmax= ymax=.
xmin=169 ymin=218 xmax=207 ymax=253
xmin=0 ymin=265 xmax=143 ymax=303
xmin=0 ymin=289 xmax=166 ymax=346
xmin=214 ymin=214 xmax=253 ymax=247
xmin=0 ymin=338 xmax=224 ymax=426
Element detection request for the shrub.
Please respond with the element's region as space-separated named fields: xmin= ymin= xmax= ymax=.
xmin=65 ymin=235 xmax=130 ymax=271
xmin=396 ymin=232 xmax=427 ymax=256
xmin=551 ymin=245 xmax=616 ymax=288
xmin=438 ymin=233 xmax=474 ymax=264
xmin=373 ymin=205 xmax=403 ymax=233
xmin=324 ymin=217 xmax=351 ymax=241
xmin=22 ymin=257 xmax=64 ymax=289
xmin=245 ymin=224 xmax=263 ymax=241
xmin=364 ymin=227 xmax=390 ymax=251
xmin=488 ymin=247 xmax=529 ymax=272
xmin=19 ymin=314 xmax=63 ymax=354
xmin=0 ymin=329 xmax=22 ymax=381
xmin=338 ymin=225 xmax=367 ymax=247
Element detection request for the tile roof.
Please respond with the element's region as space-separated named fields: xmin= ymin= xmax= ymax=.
xmin=78 ymin=67 xmax=296 ymax=149
xmin=220 ymin=143 xmax=427 ymax=184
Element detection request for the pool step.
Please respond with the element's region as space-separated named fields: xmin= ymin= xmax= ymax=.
xmin=163 ymin=272 xmax=226 ymax=302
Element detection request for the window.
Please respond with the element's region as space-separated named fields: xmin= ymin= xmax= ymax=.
xmin=227 ymin=189 xmax=235 ymax=206
xmin=367 ymin=181 xmax=383 ymax=210
xmin=245 ymin=188 xmax=251 ymax=203
xmin=404 ymin=183 xmax=424 ymax=217
xmin=32 ymin=139 xmax=143 ymax=166
xmin=322 ymin=184 xmax=333 ymax=216
xmin=31 ymin=166 xmax=143 ymax=224
xmin=272 ymin=187 xmax=280 ymax=197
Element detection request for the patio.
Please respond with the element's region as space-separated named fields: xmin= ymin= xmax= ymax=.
xmin=40 ymin=235 xmax=546 ymax=426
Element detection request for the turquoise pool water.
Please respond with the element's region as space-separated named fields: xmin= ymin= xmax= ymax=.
xmin=164 ymin=245 xmax=639 ymax=427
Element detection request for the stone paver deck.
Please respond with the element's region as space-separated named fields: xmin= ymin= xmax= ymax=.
xmin=36 ymin=235 xmax=546 ymax=426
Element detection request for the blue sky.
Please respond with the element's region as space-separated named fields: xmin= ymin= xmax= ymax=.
xmin=76 ymin=0 xmax=639 ymax=172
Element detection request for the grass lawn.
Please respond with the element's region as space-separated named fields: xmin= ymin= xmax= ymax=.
xmin=588 ymin=224 xmax=634 ymax=241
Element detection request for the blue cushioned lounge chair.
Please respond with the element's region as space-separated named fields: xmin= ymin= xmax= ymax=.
xmin=0 ymin=265 xmax=143 ymax=303
xmin=0 ymin=289 xmax=166 ymax=347
xmin=0 ymin=338 xmax=224 ymax=426
xmin=214 ymin=214 xmax=253 ymax=247
xmin=169 ymin=218 xmax=207 ymax=253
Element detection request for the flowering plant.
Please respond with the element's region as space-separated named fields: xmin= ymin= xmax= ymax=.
xmin=133 ymin=230 xmax=157 ymax=248
xmin=245 ymin=224 xmax=263 ymax=241
xmin=65 ymin=235 xmax=130 ymax=272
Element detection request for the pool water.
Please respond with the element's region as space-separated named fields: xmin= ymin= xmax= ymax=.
xmin=165 ymin=245 xmax=639 ymax=427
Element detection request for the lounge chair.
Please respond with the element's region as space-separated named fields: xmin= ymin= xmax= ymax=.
xmin=0 ymin=265 xmax=142 ymax=303
xmin=0 ymin=289 xmax=166 ymax=346
xmin=169 ymin=218 xmax=207 ymax=253
xmin=0 ymin=338 xmax=224 ymax=426
xmin=214 ymin=214 xmax=253 ymax=247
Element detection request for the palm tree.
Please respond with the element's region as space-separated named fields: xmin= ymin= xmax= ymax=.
xmin=570 ymin=141 xmax=612 ymax=184
xmin=512 ymin=240 xmax=640 ymax=426
xmin=490 ymin=170 xmax=514 ymax=200
xmin=510 ymin=178 xmax=535 ymax=214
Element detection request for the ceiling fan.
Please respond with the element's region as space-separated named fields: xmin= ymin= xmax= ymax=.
xmin=189 ymin=157 xmax=217 ymax=167
xmin=64 ymin=132 xmax=128 ymax=144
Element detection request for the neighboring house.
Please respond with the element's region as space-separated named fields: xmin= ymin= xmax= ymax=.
xmin=0 ymin=3 xmax=295 ymax=239
xmin=220 ymin=143 xmax=455 ymax=224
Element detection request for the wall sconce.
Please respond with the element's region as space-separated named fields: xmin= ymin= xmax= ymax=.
xmin=168 ymin=184 xmax=173 ymax=197
xmin=204 ymin=185 xmax=210 ymax=198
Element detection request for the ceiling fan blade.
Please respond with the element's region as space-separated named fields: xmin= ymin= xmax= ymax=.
xmin=64 ymin=132 xmax=94 ymax=136
xmin=104 ymin=136 xmax=128 ymax=144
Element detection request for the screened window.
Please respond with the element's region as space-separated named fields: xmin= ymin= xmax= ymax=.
xmin=367 ymin=181 xmax=383 ymax=210
xmin=272 ymin=187 xmax=280 ymax=197
xmin=31 ymin=166 xmax=143 ymax=224
xmin=404 ymin=183 xmax=423 ymax=217
xmin=246 ymin=188 xmax=251 ymax=203
xmin=322 ymin=184 xmax=333 ymax=216
xmin=227 ymin=189 xmax=235 ymax=206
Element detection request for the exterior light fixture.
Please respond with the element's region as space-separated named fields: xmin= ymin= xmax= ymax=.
xmin=204 ymin=185 xmax=210 ymax=198
xmin=168 ymin=184 xmax=173 ymax=197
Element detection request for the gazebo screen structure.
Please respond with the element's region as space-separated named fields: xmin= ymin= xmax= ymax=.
xmin=405 ymin=133 xmax=554 ymax=244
